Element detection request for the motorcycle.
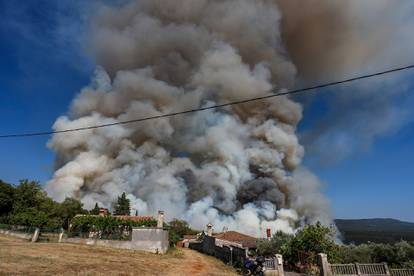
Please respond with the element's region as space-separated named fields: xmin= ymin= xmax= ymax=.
xmin=242 ymin=255 xmax=266 ymax=276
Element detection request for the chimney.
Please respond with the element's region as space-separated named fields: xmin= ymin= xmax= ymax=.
xmin=207 ymin=223 xmax=213 ymax=236
xmin=99 ymin=208 xmax=109 ymax=217
xmin=266 ymin=228 xmax=272 ymax=240
xmin=157 ymin=211 xmax=165 ymax=228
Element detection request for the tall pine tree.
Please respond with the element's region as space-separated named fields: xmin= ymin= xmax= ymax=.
xmin=90 ymin=202 xmax=100 ymax=215
xmin=114 ymin=192 xmax=130 ymax=216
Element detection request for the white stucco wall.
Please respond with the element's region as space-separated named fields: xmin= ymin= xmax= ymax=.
xmin=62 ymin=228 xmax=169 ymax=254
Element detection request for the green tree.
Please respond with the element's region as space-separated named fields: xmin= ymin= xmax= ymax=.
xmin=284 ymin=223 xmax=341 ymax=267
xmin=168 ymin=219 xmax=198 ymax=246
xmin=10 ymin=180 xmax=59 ymax=227
xmin=0 ymin=180 xmax=15 ymax=222
xmin=58 ymin=198 xmax=87 ymax=229
xmin=284 ymin=222 xmax=340 ymax=264
xmin=6 ymin=180 xmax=87 ymax=229
xmin=90 ymin=203 xmax=100 ymax=215
xmin=257 ymin=231 xmax=293 ymax=256
xmin=12 ymin=180 xmax=44 ymax=212
xmin=114 ymin=192 xmax=130 ymax=216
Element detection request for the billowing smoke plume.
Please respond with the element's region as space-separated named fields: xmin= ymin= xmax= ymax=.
xmin=45 ymin=0 xmax=413 ymax=236
xmin=276 ymin=0 xmax=414 ymax=162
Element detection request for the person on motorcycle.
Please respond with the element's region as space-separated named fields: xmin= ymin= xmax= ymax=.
xmin=243 ymin=251 xmax=265 ymax=276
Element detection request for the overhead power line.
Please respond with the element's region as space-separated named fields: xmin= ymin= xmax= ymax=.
xmin=1 ymin=64 xmax=414 ymax=139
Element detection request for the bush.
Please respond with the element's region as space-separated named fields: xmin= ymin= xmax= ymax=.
xmin=69 ymin=215 xmax=157 ymax=240
xmin=167 ymin=219 xmax=198 ymax=246
xmin=339 ymin=243 xmax=374 ymax=263
xmin=338 ymin=241 xmax=414 ymax=268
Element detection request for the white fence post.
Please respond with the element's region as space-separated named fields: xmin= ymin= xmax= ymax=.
xmin=58 ymin=228 xmax=64 ymax=243
xmin=355 ymin=263 xmax=362 ymax=276
xmin=318 ymin=253 xmax=332 ymax=276
xmin=31 ymin=228 xmax=40 ymax=242
xmin=275 ymin=254 xmax=285 ymax=276
xmin=383 ymin=263 xmax=391 ymax=275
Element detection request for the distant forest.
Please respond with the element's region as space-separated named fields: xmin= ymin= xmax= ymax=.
xmin=335 ymin=219 xmax=414 ymax=245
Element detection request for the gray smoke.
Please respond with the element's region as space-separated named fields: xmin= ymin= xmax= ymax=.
xmin=276 ymin=0 xmax=414 ymax=162
xmin=277 ymin=0 xmax=414 ymax=80
xmin=45 ymin=0 xmax=413 ymax=236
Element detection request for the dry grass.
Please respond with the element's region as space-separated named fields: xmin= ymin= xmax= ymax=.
xmin=0 ymin=234 xmax=237 ymax=276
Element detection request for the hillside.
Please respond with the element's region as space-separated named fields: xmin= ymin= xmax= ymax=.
xmin=335 ymin=218 xmax=414 ymax=244
xmin=0 ymin=234 xmax=237 ymax=276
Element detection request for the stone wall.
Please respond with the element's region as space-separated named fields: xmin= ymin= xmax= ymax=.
xmin=62 ymin=227 xmax=169 ymax=254
xmin=132 ymin=228 xmax=169 ymax=254
xmin=0 ymin=229 xmax=33 ymax=240
xmin=187 ymin=234 xmax=284 ymax=276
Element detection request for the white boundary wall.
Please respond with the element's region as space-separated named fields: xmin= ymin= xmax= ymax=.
xmin=0 ymin=229 xmax=35 ymax=241
xmin=63 ymin=228 xmax=169 ymax=254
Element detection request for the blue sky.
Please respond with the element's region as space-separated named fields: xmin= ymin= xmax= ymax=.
xmin=0 ymin=1 xmax=413 ymax=222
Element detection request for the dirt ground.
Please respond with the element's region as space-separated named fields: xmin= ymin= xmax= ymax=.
xmin=0 ymin=234 xmax=237 ymax=276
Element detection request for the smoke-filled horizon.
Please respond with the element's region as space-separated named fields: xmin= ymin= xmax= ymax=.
xmin=45 ymin=0 xmax=414 ymax=236
xmin=279 ymin=0 xmax=414 ymax=163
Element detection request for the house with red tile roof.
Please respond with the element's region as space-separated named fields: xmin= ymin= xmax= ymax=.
xmin=213 ymin=231 xmax=258 ymax=249
xmin=114 ymin=215 xmax=154 ymax=223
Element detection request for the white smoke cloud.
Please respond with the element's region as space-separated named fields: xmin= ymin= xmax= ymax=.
xmin=50 ymin=0 xmax=414 ymax=237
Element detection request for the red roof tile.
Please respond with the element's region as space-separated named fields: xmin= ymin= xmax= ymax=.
xmin=214 ymin=231 xmax=257 ymax=248
xmin=114 ymin=216 xmax=154 ymax=222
